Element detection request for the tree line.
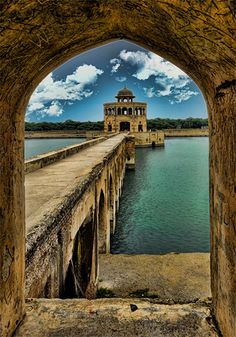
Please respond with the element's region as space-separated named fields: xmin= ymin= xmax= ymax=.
xmin=25 ymin=117 xmax=208 ymax=132
xmin=147 ymin=117 xmax=208 ymax=130
xmin=25 ymin=120 xmax=104 ymax=131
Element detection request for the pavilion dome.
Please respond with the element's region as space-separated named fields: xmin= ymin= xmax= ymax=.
xmin=116 ymin=87 xmax=135 ymax=98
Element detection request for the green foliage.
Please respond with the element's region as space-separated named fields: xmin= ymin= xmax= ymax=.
xmin=25 ymin=120 xmax=104 ymax=131
xmin=96 ymin=287 xmax=115 ymax=298
xmin=147 ymin=117 xmax=208 ymax=130
xmin=129 ymin=288 xmax=158 ymax=298
xmin=25 ymin=118 xmax=208 ymax=132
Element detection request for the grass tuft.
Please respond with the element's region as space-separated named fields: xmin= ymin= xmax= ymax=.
xmin=96 ymin=287 xmax=115 ymax=298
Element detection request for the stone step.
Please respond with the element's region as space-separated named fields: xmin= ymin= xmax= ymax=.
xmin=15 ymin=298 xmax=219 ymax=337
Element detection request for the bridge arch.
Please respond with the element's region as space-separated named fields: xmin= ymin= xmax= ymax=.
xmin=0 ymin=2 xmax=235 ymax=337
xmin=109 ymin=173 xmax=115 ymax=236
xmin=98 ymin=189 xmax=107 ymax=254
xmin=63 ymin=217 xmax=94 ymax=299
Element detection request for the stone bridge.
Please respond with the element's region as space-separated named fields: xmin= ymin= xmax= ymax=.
xmin=25 ymin=134 xmax=135 ymax=299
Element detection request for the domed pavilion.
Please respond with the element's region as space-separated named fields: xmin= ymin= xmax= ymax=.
xmin=104 ymin=87 xmax=147 ymax=133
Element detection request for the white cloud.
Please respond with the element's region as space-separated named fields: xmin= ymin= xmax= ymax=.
xmin=44 ymin=101 xmax=63 ymax=117
xmin=66 ymin=64 xmax=103 ymax=84
xmin=27 ymin=64 xmax=104 ymax=118
xmin=27 ymin=102 xmax=44 ymax=112
xmin=170 ymin=89 xmax=198 ymax=104
xmin=119 ymin=50 xmax=198 ymax=104
xmin=156 ymin=84 xmax=172 ymax=97
xmin=119 ymin=50 xmax=186 ymax=80
xmin=115 ymin=76 xmax=127 ymax=82
xmin=110 ymin=58 xmax=121 ymax=73
xmin=143 ymin=87 xmax=155 ymax=98
xmin=144 ymin=86 xmax=198 ymax=104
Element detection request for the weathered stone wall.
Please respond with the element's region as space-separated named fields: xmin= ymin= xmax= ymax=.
xmin=132 ymin=131 xmax=165 ymax=147
xmin=25 ymin=136 xmax=132 ymax=300
xmin=0 ymin=1 xmax=235 ymax=336
xmin=210 ymin=81 xmax=236 ymax=336
xmin=25 ymin=130 xmax=88 ymax=139
xmin=104 ymin=114 xmax=147 ymax=133
xmin=125 ymin=135 xmax=136 ymax=169
xmin=25 ymin=130 xmax=106 ymax=139
xmin=164 ymin=129 xmax=209 ymax=137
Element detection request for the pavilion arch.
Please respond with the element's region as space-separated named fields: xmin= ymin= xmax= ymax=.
xmin=0 ymin=2 xmax=235 ymax=337
xmin=122 ymin=107 xmax=127 ymax=115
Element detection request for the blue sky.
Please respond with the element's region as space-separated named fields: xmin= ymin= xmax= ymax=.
xmin=26 ymin=40 xmax=207 ymax=122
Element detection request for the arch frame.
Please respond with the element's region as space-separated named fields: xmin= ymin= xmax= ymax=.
xmin=0 ymin=2 xmax=235 ymax=337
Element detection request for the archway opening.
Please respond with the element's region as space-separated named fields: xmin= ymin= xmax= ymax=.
xmin=138 ymin=124 xmax=143 ymax=132
xmin=120 ymin=121 xmax=130 ymax=132
xmin=23 ymin=39 xmax=210 ymax=304
xmin=63 ymin=217 xmax=95 ymax=298
xmin=109 ymin=174 xmax=115 ymax=237
xmin=98 ymin=190 xmax=107 ymax=254
xmin=122 ymin=107 xmax=127 ymax=115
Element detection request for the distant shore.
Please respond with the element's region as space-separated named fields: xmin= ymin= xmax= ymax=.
xmin=163 ymin=128 xmax=209 ymax=137
xmin=25 ymin=130 xmax=89 ymax=139
xmin=25 ymin=128 xmax=209 ymax=139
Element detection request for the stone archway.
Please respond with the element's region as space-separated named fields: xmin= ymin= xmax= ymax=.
xmin=63 ymin=218 xmax=95 ymax=299
xmin=109 ymin=174 xmax=115 ymax=236
xmin=0 ymin=2 xmax=235 ymax=337
xmin=120 ymin=121 xmax=130 ymax=132
xmin=98 ymin=190 xmax=107 ymax=253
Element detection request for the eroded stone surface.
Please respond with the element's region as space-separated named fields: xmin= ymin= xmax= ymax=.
xmin=98 ymin=253 xmax=211 ymax=303
xmin=15 ymin=298 xmax=219 ymax=337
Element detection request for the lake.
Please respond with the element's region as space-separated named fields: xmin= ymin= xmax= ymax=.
xmin=25 ymin=136 xmax=210 ymax=254
xmin=111 ymin=137 xmax=210 ymax=254
xmin=25 ymin=138 xmax=85 ymax=159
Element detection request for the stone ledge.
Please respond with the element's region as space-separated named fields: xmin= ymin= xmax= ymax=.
xmin=15 ymin=298 xmax=219 ymax=337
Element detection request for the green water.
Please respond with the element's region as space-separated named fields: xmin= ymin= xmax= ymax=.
xmin=111 ymin=137 xmax=210 ymax=254
xmin=25 ymin=138 xmax=85 ymax=159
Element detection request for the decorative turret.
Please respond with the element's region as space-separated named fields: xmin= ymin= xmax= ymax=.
xmin=115 ymin=87 xmax=135 ymax=102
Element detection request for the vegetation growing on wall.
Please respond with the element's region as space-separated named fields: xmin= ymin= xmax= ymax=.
xmin=25 ymin=118 xmax=208 ymax=132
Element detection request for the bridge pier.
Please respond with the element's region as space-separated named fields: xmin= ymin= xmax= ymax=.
xmin=125 ymin=135 xmax=136 ymax=170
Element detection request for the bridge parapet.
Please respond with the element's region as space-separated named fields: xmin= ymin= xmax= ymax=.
xmin=25 ymin=137 xmax=106 ymax=174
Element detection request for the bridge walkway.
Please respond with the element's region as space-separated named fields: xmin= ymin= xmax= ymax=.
xmin=25 ymin=134 xmax=125 ymax=234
